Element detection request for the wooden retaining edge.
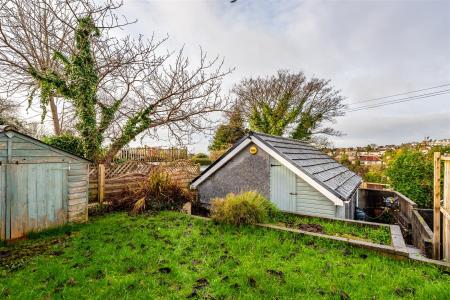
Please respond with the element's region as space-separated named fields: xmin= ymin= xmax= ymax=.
xmin=258 ymin=223 xmax=408 ymax=258
xmin=280 ymin=210 xmax=391 ymax=228
xmin=190 ymin=215 xmax=406 ymax=257
xmin=190 ymin=215 xmax=449 ymax=268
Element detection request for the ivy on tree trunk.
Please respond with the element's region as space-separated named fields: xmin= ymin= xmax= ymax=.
xmin=29 ymin=17 xmax=151 ymax=162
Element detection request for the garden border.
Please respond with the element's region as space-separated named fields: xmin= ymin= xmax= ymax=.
xmin=190 ymin=215 xmax=450 ymax=270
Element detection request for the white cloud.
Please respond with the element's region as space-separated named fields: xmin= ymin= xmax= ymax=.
xmin=121 ymin=0 xmax=450 ymax=152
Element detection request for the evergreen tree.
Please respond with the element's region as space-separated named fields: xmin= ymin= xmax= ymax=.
xmin=209 ymin=109 xmax=247 ymax=151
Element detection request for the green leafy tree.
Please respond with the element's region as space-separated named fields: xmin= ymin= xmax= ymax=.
xmin=385 ymin=149 xmax=433 ymax=208
xmin=233 ymin=70 xmax=345 ymax=141
xmin=209 ymin=108 xmax=247 ymax=151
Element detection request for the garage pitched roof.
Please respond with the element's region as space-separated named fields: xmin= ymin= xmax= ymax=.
xmin=251 ymin=132 xmax=362 ymax=201
xmin=191 ymin=132 xmax=361 ymax=202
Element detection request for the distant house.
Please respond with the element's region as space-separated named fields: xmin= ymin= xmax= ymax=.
xmin=191 ymin=132 xmax=362 ymax=219
xmin=358 ymin=155 xmax=382 ymax=165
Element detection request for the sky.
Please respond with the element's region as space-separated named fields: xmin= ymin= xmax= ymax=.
xmin=119 ymin=0 xmax=450 ymax=152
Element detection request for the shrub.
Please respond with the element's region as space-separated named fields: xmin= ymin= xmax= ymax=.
xmin=191 ymin=153 xmax=212 ymax=165
xmin=130 ymin=170 xmax=194 ymax=214
xmin=209 ymin=149 xmax=227 ymax=162
xmin=385 ymin=149 xmax=433 ymax=208
xmin=42 ymin=133 xmax=86 ymax=158
xmin=210 ymin=191 xmax=279 ymax=226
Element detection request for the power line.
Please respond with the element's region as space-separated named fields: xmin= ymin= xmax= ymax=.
xmin=348 ymin=83 xmax=450 ymax=105
xmin=348 ymin=89 xmax=450 ymax=110
xmin=346 ymin=89 xmax=450 ymax=113
xmin=347 ymin=90 xmax=450 ymax=112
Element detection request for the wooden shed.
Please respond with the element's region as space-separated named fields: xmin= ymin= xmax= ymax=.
xmin=191 ymin=132 xmax=362 ymax=220
xmin=0 ymin=125 xmax=90 ymax=240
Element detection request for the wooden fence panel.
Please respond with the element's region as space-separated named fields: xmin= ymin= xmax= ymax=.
xmin=88 ymin=160 xmax=200 ymax=203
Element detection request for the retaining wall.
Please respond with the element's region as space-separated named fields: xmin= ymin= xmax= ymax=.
xmin=359 ymin=187 xmax=434 ymax=258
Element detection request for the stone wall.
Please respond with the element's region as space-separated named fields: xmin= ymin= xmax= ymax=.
xmin=197 ymin=143 xmax=270 ymax=204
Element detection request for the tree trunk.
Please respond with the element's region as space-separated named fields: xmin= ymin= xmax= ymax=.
xmin=102 ymin=143 xmax=123 ymax=165
xmin=49 ymin=96 xmax=61 ymax=135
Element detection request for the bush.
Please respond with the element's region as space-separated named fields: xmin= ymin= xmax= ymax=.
xmin=385 ymin=149 xmax=433 ymax=208
xmin=210 ymin=191 xmax=279 ymax=226
xmin=191 ymin=153 xmax=212 ymax=165
xmin=130 ymin=170 xmax=194 ymax=214
xmin=42 ymin=133 xmax=86 ymax=158
xmin=209 ymin=149 xmax=227 ymax=162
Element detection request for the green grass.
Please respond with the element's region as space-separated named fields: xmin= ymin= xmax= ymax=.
xmin=271 ymin=212 xmax=392 ymax=245
xmin=0 ymin=212 xmax=449 ymax=299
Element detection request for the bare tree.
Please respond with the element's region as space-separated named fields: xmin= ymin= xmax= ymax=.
xmin=0 ymin=0 xmax=231 ymax=162
xmin=233 ymin=70 xmax=346 ymax=142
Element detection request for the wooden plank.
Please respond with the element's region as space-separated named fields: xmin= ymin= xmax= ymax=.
xmin=69 ymin=181 xmax=87 ymax=188
xmin=98 ymin=164 xmax=105 ymax=204
xmin=69 ymin=169 xmax=87 ymax=176
xmin=68 ymin=197 xmax=87 ymax=206
xmin=443 ymin=160 xmax=450 ymax=261
xmin=69 ymin=186 xmax=87 ymax=194
xmin=27 ymin=165 xmax=38 ymax=231
xmin=0 ymin=165 xmax=4 ymax=240
xmin=68 ymin=175 xmax=88 ymax=182
xmin=433 ymin=152 xmax=441 ymax=259
xmin=7 ymin=137 xmax=12 ymax=163
xmin=12 ymin=149 xmax=64 ymax=157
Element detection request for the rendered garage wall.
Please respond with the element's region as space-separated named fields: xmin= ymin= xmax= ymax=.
xmin=197 ymin=143 xmax=270 ymax=204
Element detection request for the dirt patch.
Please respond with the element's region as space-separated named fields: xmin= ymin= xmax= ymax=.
xmin=298 ymin=223 xmax=324 ymax=233
xmin=0 ymin=236 xmax=69 ymax=271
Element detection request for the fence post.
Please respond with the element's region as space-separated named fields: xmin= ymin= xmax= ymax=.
xmin=433 ymin=152 xmax=441 ymax=259
xmin=98 ymin=164 xmax=105 ymax=205
xmin=444 ymin=159 xmax=450 ymax=260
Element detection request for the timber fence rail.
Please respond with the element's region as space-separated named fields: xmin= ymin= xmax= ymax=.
xmin=115 ymin=147 xmax=188 ymax=162
xmin=88 ymin=160 xmax=200 ymax=203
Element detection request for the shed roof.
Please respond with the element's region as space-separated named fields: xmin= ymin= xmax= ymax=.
xmin=251 ymin=132 xmax=361 ymax=200
xmin=0 ymin=125 xmax=91 ymax=162
xmin=191 ymin=132 xmax=361 ymax=202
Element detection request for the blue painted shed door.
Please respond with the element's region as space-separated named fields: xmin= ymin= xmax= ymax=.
xmin=269 ymin=157 xmax=296 ymax=212
xmin=7 ymin=163 xmax=68 ymax=239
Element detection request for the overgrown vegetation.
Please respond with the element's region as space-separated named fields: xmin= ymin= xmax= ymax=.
xmin=385 ymin=149 xmax=434 ymax=207
xmin=271 ymin=213 xmax=392 ymax=245
xmin=191 ymin=153 xmax=212 ymax=166
xmin=209 ymin=108 xmax=247 ymax=151
xmin=42 ymin=133 xmax=86 ymax=158
xmin=340 ymin=145 xmax=450 ymax=208
xmin=129 ymin=171 xmax=194 ymax=213
xmin=210 ymin=191 xmax=279 ymax=226
xmin=1 ymin=212 xmax=448 ymax=299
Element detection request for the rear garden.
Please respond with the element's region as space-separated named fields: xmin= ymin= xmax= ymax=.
xmin=1 ymin=211 xmax=449 ymax=299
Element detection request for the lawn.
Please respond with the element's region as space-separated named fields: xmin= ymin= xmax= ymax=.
xmin=271 ymin=212 xmax=392 ymax=245
xmin=0 ymin=212 xmax=449 ymax=299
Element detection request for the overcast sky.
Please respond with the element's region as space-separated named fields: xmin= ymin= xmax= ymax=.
xmin=119 ymin=0 xmax=450 ymax=152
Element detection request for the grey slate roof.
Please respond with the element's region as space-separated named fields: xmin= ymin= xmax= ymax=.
xmin=252 ymin=132 xmax=361 ymax=201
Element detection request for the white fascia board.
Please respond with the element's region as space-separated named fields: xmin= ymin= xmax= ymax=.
xmin=251 ymin=137 xmax=344 ymax=206
xmin=190 ymin=138 xmax=253 ymax=189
